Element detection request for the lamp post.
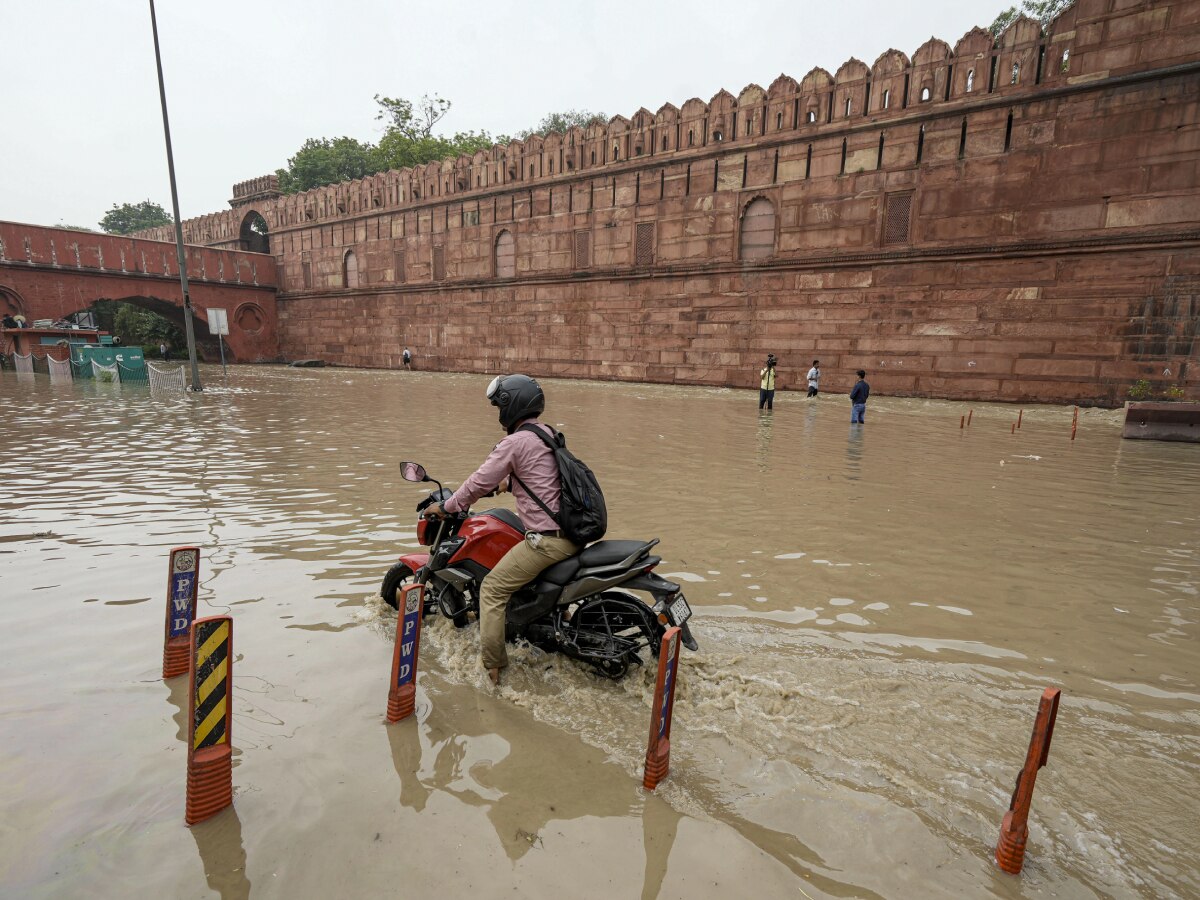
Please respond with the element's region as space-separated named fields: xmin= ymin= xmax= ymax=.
xmin=148 ymin=0 xmax=202 ymax=392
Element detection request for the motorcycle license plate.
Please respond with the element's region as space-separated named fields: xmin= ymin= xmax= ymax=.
xmin=668 ymin=595 xmax=691 ymax=625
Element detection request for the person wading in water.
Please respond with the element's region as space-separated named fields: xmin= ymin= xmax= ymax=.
xmin=759 ymin=354 xmax=778 ymax=410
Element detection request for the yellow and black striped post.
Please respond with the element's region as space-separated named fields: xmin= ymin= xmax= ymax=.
xmin=186 ymin=615 xmax=234 ymax=825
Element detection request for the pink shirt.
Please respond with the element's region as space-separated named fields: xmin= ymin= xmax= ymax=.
xmin=443 ymin=419 xmax=560 ymax=532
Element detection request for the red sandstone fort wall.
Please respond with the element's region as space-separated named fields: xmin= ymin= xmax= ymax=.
xmin=140 ymin=0 xmax=1200 ymax=404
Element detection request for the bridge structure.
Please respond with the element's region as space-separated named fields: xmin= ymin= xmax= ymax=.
xmin=0 ymin=221 xmax=278 ymax=362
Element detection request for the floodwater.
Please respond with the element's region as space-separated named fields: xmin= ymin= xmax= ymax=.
xmin=1 ymin=365 xmax=1197 ymax=900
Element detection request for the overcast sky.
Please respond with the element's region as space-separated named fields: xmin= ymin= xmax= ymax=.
xmin=2 ymin=0 xmax=1007 ymax=230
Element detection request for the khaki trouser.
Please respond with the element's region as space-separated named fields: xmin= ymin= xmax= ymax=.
xmin=479 ymin=533 xmax=578 ymax=670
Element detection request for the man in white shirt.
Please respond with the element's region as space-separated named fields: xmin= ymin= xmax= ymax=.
xmin=806 ymin=360 xmax=820 ymax=398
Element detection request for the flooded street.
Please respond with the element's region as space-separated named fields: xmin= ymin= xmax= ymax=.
xmin=1 ymin=365 xmax=1197 ymax=899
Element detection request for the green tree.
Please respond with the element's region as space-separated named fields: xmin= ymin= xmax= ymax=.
xmin=990 ymin=0 xmax=1072 ymax=35
xmin=274 ymin=94 xmax=506 ymax=194
xmin=517 ymin=109 xmax=607 ymax=139
xmin=275 ymin=137 xmax=384 ymax=194
xmin=112 ymin=303 xmax=183 ymax=348
xmin=98 ymin=200 xmax=173 ymax=235
xmin=55 ymin=222 xmax=98 ymax=232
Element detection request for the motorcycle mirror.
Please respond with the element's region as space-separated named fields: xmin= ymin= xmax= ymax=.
xmin=400 ymin=461 xmax=428 ymax=483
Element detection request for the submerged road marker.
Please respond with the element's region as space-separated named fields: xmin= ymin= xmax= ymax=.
xmin=968 ymin=409 xmax=973 ymax=426
xmin=1018 ymin=409 xmax=1024 ymax=429
xmin=995 ymin=687 xmax=1061 ymax=874
xmin=387 ymin=584 xmax=425 ymax=722
xmin=186 ymin=615 xmax=234 ymax=825
xmin=643 ymin=626 xmax=682 ymax=791
xmin=163 ymin=547 xmax=200 ymax=679
xmin=960 ymin=415 xmax=965 ymax=429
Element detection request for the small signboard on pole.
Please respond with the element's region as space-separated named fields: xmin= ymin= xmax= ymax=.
xmin=207 ymin=308 xmax=229 ymax=375
xmin=163 ymin=547 xmax=200 ymax=678
xmin=387 ymin=584 xmax=425 ymax=722
xmin=643 ymin=626 xmax=682 ymax=790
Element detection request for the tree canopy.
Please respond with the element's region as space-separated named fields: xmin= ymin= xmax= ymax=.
xmin=98 ymin=200 xmax=173 ymax=235
xmin=275 ymin=95 xmax=504 ymax=194
xmin=517 ymin=109 xmax=607 ymax=140
xmin=113 ymin=304 xmax=182 ymax=347
xmin=990 ymin=0 xmax=1072 ymax=35
xmin=273 ymin=98 xmax=620 ymax=194
xmin=275 ymin=137 xmax=383 ymax=194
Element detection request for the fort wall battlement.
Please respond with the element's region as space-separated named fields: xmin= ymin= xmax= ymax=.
xmin=135 ymin=0 xmax=1200 ymax=404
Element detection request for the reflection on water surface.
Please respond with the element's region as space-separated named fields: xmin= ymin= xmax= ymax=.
xmin=0 ymin=366 xmax=1197 ymax=899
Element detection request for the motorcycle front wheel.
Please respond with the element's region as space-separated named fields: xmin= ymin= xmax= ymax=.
xmin=379 ymin=562 xmax=414 ymax=611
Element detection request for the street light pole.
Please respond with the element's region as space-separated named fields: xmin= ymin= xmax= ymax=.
xmin=148 ymin=0 xmax=202 ymax=392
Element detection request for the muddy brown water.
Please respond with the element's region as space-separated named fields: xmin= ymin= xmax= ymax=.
xmin=0 ymin=366 xmax=1197 ymax=899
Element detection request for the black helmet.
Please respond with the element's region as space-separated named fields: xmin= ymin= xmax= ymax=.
xmin=486 ymin=374 xmax=545 ymax=434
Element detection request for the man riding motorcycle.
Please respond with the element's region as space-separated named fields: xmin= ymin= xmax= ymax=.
xmin=426 ymin=374 xmax=578 ymax=685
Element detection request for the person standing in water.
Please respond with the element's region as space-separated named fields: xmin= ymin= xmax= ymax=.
xmin=759 ymin=354 xmax=778 ymax=410
xmin=850 ymin=370 xmax=870 ymax=424
xmin=402 ymin=347 xmax=412 ymax=370
xmin=806 ymin=360 xmax=820 ymax=398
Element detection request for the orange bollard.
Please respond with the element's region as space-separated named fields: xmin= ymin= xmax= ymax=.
xmin=995 ymin=687 xmax=1061 ymax=874
xmin=960 ymin=415 xmax=965 ymax=429
xmin=1017 ymin=409 xmax=1023 ymax=429
xmin=186 ymin=615 xmax=234 ymax=825
xmin=643 ymin=627 xmax=683 ymax=791
xmin=163 ymin=547 xmax=200 ymax=679
xmin=387 ymin=584 xmax=425 ymax=722
xmin=968 ymin=409 xmax=973 ymax=426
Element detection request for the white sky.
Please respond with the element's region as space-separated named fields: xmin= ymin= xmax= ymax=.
xmin=1 ymin=0 xmax=1006 ymax=230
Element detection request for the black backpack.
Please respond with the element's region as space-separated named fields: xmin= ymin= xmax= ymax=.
xmin=511 ymin=424 xmax=607 ymax=545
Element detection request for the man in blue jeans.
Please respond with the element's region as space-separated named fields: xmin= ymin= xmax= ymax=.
xmin=850 ymin=369 xmax=870 ymax=423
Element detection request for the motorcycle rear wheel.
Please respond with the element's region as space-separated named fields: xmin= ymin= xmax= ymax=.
xmin=563 ymin=591 xmax=662 ymax=679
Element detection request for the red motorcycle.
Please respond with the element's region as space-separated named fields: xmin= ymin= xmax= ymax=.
xmin=380 ymin=461 xmax=698 ymax=678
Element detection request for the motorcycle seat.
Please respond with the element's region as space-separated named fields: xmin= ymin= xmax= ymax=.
xmin=578 ymin=540 xmax=654 ymax=567
xmin=539 ymin=557 xmax=580 ymax=585
xmin=536 ymin=540 xmax=655 ymax=587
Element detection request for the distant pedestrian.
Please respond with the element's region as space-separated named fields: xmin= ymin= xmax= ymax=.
xmin=850 ymin=370 xmax=870 ymax=424
xmin=806 ymin=360 xmax=821 ymax=398
xmin=159 ymin=342 xmax=169 ymax=361
xmin=759 ymin=354 xmax=778 ymax=410
xmin=402 ymin=346 xmax=412 ymax=370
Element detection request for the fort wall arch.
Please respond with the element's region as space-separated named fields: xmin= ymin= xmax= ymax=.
xmin=239 ymin=210 xmax=270 ymax=254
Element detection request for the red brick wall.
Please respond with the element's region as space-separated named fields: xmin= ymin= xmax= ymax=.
xmin=146 ymin=0 xmax=1200 ymax=404
xmin=0 ymin=221 xmax=278 ymax=362
xmin=276 ymin=248 xmax=1197 ymax=404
